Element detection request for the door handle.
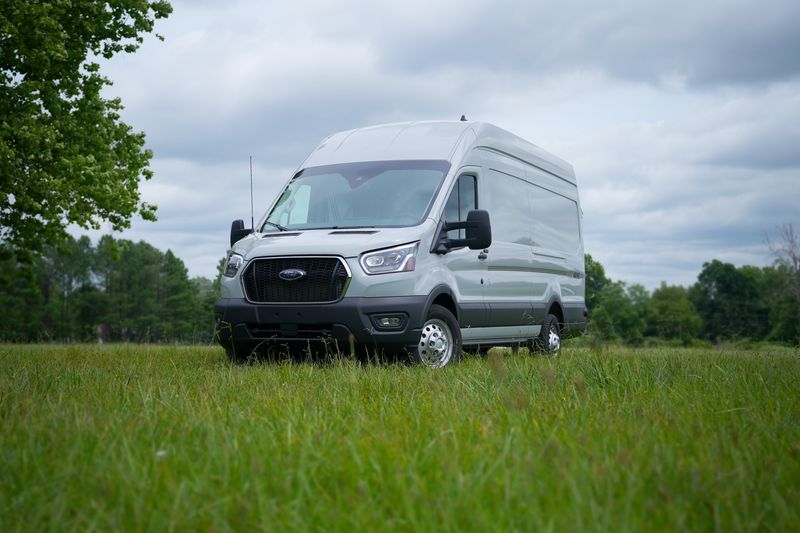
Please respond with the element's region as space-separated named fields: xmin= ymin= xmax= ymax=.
xmin=478 ymin=249 xmax=488 ymax=260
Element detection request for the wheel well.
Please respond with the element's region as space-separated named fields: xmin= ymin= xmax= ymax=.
xmin=432 ymin=293 xmax=458 ymax=321
xmin=548 ymin=301 xmax=564 ymax=328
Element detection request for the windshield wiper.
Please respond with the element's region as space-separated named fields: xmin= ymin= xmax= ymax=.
xmin=263 ymin=221 xmax=289 ymax=232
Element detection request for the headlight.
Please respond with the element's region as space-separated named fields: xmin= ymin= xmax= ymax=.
xmin=360 ymin=242 xmax=419 ymax=275
xmin=224 ymin=254 xmax=244 ymax=277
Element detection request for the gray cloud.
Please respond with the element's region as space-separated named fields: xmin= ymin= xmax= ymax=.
xmin=85 ymin=0 xmax=800 ymax=287
xmin=303 ymin=0 xmax=800 ymax=87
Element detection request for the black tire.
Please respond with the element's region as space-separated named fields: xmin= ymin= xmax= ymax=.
xmin=412 ymin=304 xmax=462 ymax=368
xmin=226 ymin=347 xmax=245 ymax=364
xmin=533 ymin=314 xmax=561 ymax=356
xmin=226 ymin=343 xmax=257 ymax=365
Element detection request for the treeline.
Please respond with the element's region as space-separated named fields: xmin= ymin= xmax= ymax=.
xmin=1 ymin=228 xmax=798 ymax=346
xmin=585 ymin=227 xmax=800 ymax=346
xmin=0 ymin=235 xmax=223 ymax=343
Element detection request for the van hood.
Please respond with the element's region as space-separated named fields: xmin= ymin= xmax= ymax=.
xmin=232 ymin=223 xmax=433 ymax=260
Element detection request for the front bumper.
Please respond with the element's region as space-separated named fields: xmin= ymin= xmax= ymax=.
xmin=214 ymin=296 xmax=428 ymax=354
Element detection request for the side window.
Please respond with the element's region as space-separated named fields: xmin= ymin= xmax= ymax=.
xmin=444 ymin=175 xmax=477 ymax=239
xmin=459 ymin=176 xmax=476 ymax=221
xmin=488 ymin=171 xmax=532 ymax=246
xmin=528 ymin=185 xmax=580 ymax=253
xmin=443 ymin=185 xmax=460 ymax=236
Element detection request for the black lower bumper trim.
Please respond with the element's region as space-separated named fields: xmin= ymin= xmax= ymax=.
xmin=214 ymin=296 xmax=428 ymax=353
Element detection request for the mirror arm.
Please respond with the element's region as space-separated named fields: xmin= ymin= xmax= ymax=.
xmin=443 ymin=220 xmax=476 ymax=232
xmin=432 ymin=237 xmax=469 ymax=254
xmin=433 ymin=215 xmax=488 ymax=253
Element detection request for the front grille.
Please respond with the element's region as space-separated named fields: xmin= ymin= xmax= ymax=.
xmin=242 ymin=257 xmax=350 ymax=303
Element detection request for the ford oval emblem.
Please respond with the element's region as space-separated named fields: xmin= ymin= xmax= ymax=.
xmin=278 ymin=268 xmax=306 ymax=281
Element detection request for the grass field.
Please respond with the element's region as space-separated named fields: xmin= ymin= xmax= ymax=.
xmin=1 ymin=344 xmax=798 ymax=531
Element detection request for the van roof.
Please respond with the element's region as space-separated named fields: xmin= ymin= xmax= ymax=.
xmin=299 ymin=121 xmax=576 ymax=184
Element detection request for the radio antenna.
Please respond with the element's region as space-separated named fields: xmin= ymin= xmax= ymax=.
xmin=249 ymin=155 xmax=255 ymax=231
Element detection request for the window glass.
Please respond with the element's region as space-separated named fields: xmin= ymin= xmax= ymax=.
xmin=444 ymin=175 xmax=476 ymax=239
xmin=459 ymin=176 xmax=476 ymax=221
xmin=287 ymin=185 xmax=310 ymax=225
xmin=443 ymin=184 xmax=460 ymax=239
xmin=487 ymin=171 xmax=532 ymax=246
xmin=529 ymin=185 xmax=580 ymax=253
xmin=263 ymin=160 xmax=450 ymax=230
xmin=487 ymin=169 xmax=580 ymax=252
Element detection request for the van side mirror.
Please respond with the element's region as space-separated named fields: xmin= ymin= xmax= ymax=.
xmin=438 ymin=209 xmax=492 ymax=251
xmin=230 ymin=219 xmax=253 ymax=247
xmin=464 ymin=209 xmax=492 ymax=249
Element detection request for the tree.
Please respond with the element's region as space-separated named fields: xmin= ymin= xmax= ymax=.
xmin=0 ymin=253 xmax=46 ymax=341
xmin=584 ymin=253 xmax=611 ymax=312
xmin=765 ymin=224 xmax=800 ymax=344
xmin=0 ymin=233 xmax=217 ymax=343
xmin=158 ymin=249 xmax=198 ymax=341
xmin=591 ymin=282 xmax=649 ymax=344
xmin=647 ymin=283 xmax=702 ymax=342
xmin=42 ymin=235 xmax=94 ymax=339
xmin=0 ymin=1 xmax=172 ymax=259
xmin=114 ymin=240 xmax=163 ymax=341
xmin=689 ymin=260 xmax=767 ymax=341
xmin=768 ymin=223 xmax=800 ymax=275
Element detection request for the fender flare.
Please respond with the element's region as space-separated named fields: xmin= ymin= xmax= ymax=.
xmin=545 ymin=296 xmax=565 ymax=326
xmin=423 ymin=284 xmax=459 ymax=322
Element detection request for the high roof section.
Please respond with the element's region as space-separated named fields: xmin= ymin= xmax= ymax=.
xmin=299 ymin=121 xmax=575 ymax=184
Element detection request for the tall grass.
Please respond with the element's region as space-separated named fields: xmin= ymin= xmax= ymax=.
xmin=1 ymin=344 xmax=798 ymax=531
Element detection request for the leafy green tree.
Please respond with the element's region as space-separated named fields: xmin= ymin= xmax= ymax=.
xmin=0 ymin=234 xmax=218 ymax=343
xmin=212 ymin=256 xmax=227 ymax=295
xmin=647 ymin=283 xmax=702 ymax=342
xmin=591 ymin=282 xmax=649 ymax=344
xmin=192 ymin=276 xmax=217 ymax=343
xmin=584 ymin=253 xmax=611 ymax=312
xmin=73 ymin=284 xmax=109 ymax=341
xmin=43 ymin=235 xmax=94 ymax=339
xmin=0 ymin=254 xmax=46 ymax=341
xmin=761 ymin=266 xmax=799 ymax=344
xmin=116 ymin=240 xmax=163 ymax=341
xmin=158 ymin=249 xmax=198 ymax=341
xmin=0 ymin=1 xmax=172 ymax=258
xmin=689 ymin=260 xmax=767 ymax=341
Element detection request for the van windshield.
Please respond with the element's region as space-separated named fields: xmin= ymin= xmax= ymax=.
xmin=262 ymin=160 xmax=451 ymax=231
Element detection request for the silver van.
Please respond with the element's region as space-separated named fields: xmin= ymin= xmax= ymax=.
xmin=215 ymin=121 xmax=586 ymax=367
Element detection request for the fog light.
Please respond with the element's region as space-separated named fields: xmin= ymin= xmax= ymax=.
xmin=371 ymin=314 xmax=407 ymax=330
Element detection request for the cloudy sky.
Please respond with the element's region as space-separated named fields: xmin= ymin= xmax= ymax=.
xmin=88 ymin=0 xmax=800 ymax=288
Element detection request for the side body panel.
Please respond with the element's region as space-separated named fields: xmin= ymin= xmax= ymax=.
xmin=468 ymin=145 xmax=585 ymax=338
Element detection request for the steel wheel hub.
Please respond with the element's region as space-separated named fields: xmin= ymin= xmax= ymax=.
xmin=548 ymin=326 xmax=561 ymax=353
xmin=418 ymin=319 xmax=453 ymax=368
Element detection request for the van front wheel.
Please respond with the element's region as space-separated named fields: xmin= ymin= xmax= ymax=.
xmin=413 ymin=304 xmax=462 ymax=368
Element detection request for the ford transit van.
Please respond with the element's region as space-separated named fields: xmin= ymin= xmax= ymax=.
xmin=214 ymin=121 xmax=586 ymax=367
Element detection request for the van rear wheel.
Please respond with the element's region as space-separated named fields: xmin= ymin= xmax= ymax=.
xmin=533 ymin=314 xmax=561 ymax=357
xmin=413 ymin=304 xmax=462 ymax=368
